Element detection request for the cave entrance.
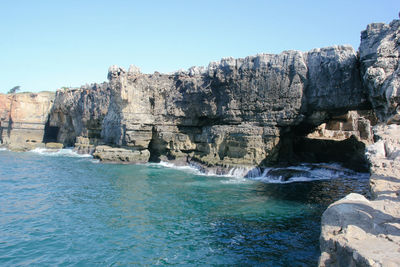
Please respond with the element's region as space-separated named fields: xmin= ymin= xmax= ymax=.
xmin=278 ymin=111 xmax=376 ymax=172
xmin=43 ymin=119 xmax=59 ymax=143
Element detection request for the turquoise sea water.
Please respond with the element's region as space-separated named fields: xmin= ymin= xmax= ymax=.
xmin=0 ymin=149 xmax=369 ymax=266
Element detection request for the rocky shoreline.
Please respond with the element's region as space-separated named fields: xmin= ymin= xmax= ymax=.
xmin=1 ymin=19 xmax=400 ymax=266
xmin=318 ymin=20 xmax=400 ymax=267
xmin=319 ymin=124 xmax=400 ymax=266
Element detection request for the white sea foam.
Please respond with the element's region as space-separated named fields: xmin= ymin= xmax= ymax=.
xmin=152 ymin=160 xmax=368 ymax=184
xmin=151 ymin=161 xmax=204 ymax=175
xmin=0 ymin=147 xmax=7 ymax=151
xmin=29 ymin=148 xmax=92 ymax=158
xmin=249 ymin=163 xmax=369 ymax=184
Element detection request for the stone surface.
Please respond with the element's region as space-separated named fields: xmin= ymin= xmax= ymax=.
xmin=307 ymin=110 xmax=376 ymax=143
xmin=360 ymin=20 xmax=400 ymax=122
xmin=97 ymin=46 xmax=367 ymax=167
xmin=48 ymin=83 xmax=111 ymax=146
xmin=319 ymin=20 xmax=400 ymax=267
xmin=93 ymin=145 xmax=150 ymax=163
xmin=0 ymin=92 xmax=55 ymax=151
xmin=319 ymin=124 xmax=400 ymax=267
xmin=45 ymin=142 xmax=63 ymax=149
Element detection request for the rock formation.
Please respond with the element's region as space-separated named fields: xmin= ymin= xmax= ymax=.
xmin=319 ymin=20 xmax=400 ymax=267
xmin=360 ymin=20 xmax=400 ymax=122
xmin=48 ymin=83 xmax=111 ymax=147
xmin=83 ymin=46 xmax=368 ymax=170
xmin=1 ymin=45 xmax=374 ymax=172
xmin=319 ymin=125 xmax=400 ymax=267
xmin=0 ymin=92 xmax=55 ymax=151
xmin=0 ymin=17 xmax=399 ymax=267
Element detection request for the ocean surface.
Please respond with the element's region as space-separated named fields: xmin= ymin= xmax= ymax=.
xmin=0 ymin=148 xmax=369 ymax=266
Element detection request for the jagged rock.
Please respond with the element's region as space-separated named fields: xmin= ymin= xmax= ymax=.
xmin=360 ymin=20 xmax=400 ymax=122
xmin=48 ymin=83 xmax=111 ymax=146
xmin=319 ymin=125 xmax=400 ymax=267
xmin=99 ymin=45 xmax=366 ymax=170
xmin=74 ymin=136 xmax=96 ymax=155
xmin=307 ymin=110 xmax=376 ymax=143
xmin=319 ymin=20 xmax=400 ymax=267
xmin=366 ymin=124 xmax=400 ymax=182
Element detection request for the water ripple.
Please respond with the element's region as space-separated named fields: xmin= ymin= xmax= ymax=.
xmin=0 ymin=150 xmax=369 ymax=266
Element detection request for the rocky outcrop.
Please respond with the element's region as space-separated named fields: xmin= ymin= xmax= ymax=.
xmin=48 ymin=83 xmax=111 ymax=147
xmin=93 ymin=145 xmax=150 ymax=163
xmin=319 ymin=124 xmax=400 ymax=267
xmin=0 ymin=92 xmax=55 ymax=151
xmin=360 ymin=20 xmax=400 ymax=122
xmin=307 ymin=110 xmax=376 ymax=143
xmin=319 ymin=20 xmax=400 ymax=267
xmin=95 ymin=45 xmax=368 ymax=170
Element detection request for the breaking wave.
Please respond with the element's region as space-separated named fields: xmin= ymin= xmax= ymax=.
xmin=153 ymin=161 xmax=369 ymax=184
xmin=29 ymin=148 xmax=92 ymax=158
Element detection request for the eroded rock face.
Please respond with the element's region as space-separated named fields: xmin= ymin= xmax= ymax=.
xmin=319 ymin=124 xmax=400 ymax=267
xmin=360 ymin=20 xmax=400 ymax=122
xmin=48 ymin=83 xmax=111 ymax=146
xmin=319 ymin=19 xmax=400 ymax=267
xmin=98 ymin=46 xmax=366 ymax=168
xmin=0 ymin=92 xmax=55 ymax=151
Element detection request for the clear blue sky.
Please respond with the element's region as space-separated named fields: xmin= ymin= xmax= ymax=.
xmin=0 ymin=0 xmax=398 ymax=93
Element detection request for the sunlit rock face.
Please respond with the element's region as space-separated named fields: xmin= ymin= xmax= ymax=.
xmin=100 ymin=46 xmax=366 ymax=168
xmin=0 ymin=92 xmax=55 ymax=151
xmin=360 ymin=20 xmax=400 ymax=122
xmin=48 ymin=83 xmax=112 ymax=147
xmin=319 ymin=19 xmax=400 ymax=267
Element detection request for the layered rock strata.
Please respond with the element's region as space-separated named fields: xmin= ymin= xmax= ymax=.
xmin=93 ymin=45 xmax=368 ymax=169
xmin=0 ymin=92 xmax=55 ymax=151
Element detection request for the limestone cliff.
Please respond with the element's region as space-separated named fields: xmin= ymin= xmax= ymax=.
xmin=37 ymin=45 xmax=370 ymax=171
xmin=319 ymin=125 xmax=400 ymax=267
xmin=48 ymin=83 xmax=111 ymax=147
xmin=360 ymin=20 xmax=400 ymax=122
xmin=94 ymin=45 xmax=368 ymax=170
xmin=319 ymin=20 xmax=400 ymax=267
xmin=0 ymin=92 xmax=55 ymax=151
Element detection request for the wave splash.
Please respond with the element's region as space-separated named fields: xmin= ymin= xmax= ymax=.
xmin=29 ymin=148 xmax=92 ymax=158
xmin=153 ymin=161 xmax=369 ymax=184
xmin=248 ymin=164 xmax=369 ymax=184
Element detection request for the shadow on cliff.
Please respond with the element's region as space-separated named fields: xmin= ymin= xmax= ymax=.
xmin=42 ymin=116 xmax=59 ymax=143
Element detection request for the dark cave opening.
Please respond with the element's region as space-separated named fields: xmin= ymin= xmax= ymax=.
xmin=42 ymin=119 xmax=59 ymax=143
xmin=277 ymin=116 xmax=370 ymax=172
